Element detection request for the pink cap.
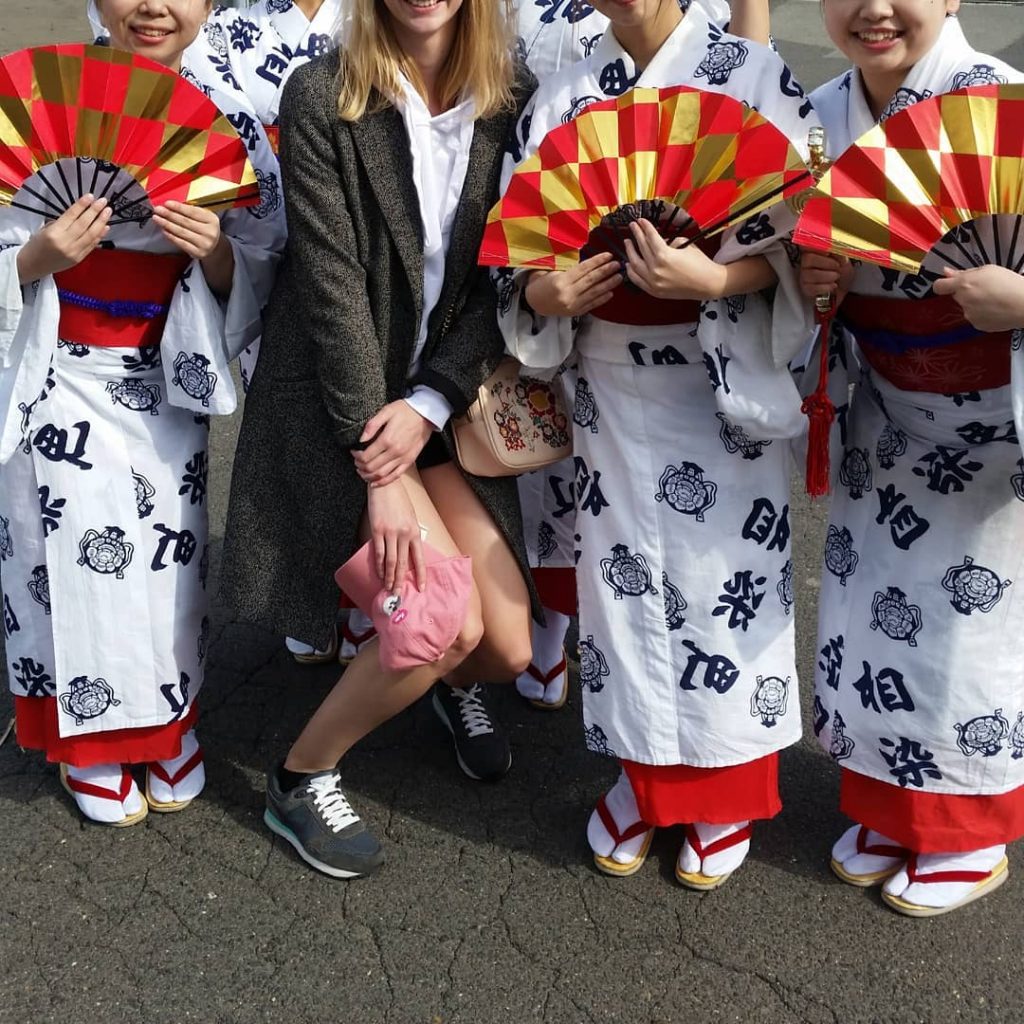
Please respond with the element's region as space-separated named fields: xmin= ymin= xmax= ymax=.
xmin=334 ymin=541 xmax=473 ymax=671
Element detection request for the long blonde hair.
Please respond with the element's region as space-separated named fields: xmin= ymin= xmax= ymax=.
xmin=337 ymin=0 xmax=518 ymax=121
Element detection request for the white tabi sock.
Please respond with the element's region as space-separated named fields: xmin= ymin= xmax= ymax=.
xmin=65 ymin=762 xmax=145 ymax=824
xmin=348 ymin=609 xmax=374 ymax=636
xmin=587 ymin=771 xmax=652 ymax=864
xmin=679 ymin=820 xmax=751 ymax=878
xmin=883 ymin=845 xmax=1007 ymax=909
xmin=515 ymin=610 xmax=570 ymax=701
xmin=148 ymin=729 xmax=205 ymax=805
xmin=832 ymin=824 xmax=907 ymax=879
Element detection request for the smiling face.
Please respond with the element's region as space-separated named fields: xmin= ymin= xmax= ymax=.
xmin=94 ymin=0 xmax=212 ymax=70
xmin=823 ymin=0 xmax=959 ymax=114
xmin=378 ymin=0 xmax=465 ymax=56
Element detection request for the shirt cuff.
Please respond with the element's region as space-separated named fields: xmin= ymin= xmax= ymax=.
xmin=404 ymin=386 xmax=453 ymax=431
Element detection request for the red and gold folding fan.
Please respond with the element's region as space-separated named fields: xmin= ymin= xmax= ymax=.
xmin=0 ymin=43 xmax=261 ymax=220
xmin=479 ymin=85 xmax=813 ymax=270
xmin=794 ymin=83 xmax=1024 ymax=272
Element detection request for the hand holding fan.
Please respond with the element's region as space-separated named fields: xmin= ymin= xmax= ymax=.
xmin=792 ymin=84 xmax=1024 ymax=494
xmin=0 ymin=43 xmax=261 ymax=223
xmin=794 ymin=83 xmax=1024 ymax=273
xmin=479 ymin=85 xmax=814 ymax=271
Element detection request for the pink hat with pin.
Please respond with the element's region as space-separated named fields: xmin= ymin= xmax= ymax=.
xmin=335 ymin=541 xmax=473 ymax=671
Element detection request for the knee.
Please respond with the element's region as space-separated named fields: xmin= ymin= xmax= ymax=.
xmin=447 ymin=612 xmax=484 ymax=664
xmin=490 ymin=635 xmax=533 ymax=680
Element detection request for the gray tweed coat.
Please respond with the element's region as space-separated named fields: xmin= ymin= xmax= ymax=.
xmin=220 ymin=53 xmax=539 ymax=649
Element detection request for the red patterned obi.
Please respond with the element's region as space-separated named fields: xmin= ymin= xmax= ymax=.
xmin=586 ymin=226 xmax=718 ymax=327
xmin=839 ymin=292 xmax=1012 ymax=394
xmin=54 ymin=248 xmax=190 ymax=349
xmin=264 ymin=123 xmax=280 ymax=155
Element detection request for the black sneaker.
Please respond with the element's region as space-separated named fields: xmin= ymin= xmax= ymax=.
xmin=264 ymin=765 xmax=384 ymax=878
xmin=431 ymin=682 xmax=512 ymax=782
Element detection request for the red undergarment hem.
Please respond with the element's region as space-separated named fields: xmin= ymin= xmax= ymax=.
xmin=840 ymin=767 xmax=1024 ymax=853
xmin=530 ymin=566 xmax=577 ymax=617
xmin=622 ymin=752 xmax=781 ymax=827
xmin=14 ymin=695 xmax=198 ymax=768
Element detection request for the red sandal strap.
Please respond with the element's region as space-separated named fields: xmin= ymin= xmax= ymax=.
xmin=342 ymin=623 xmax=377 ymax=646
xmin=595 ymin=794 xmax=650 ymax=845
xmin=65 ymin=766 xmax=134 ymax=803
xmin=525 ymin=657 xmax=568 ymax=686
xmin=906 ymin=853 xmax=995 ymax=885
xmin=855 ymin=825 xmax=909 ymax=860
xmin=148 ymin=748 xmax=204 ymax=787
xmin=685 ymin=822 xmax=753 ymax=859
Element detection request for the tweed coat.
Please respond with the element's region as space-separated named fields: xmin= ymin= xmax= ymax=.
xmin=220 ymin=53 xmax=539 ymax=649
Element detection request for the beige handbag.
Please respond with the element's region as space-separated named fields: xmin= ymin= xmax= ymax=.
xmin=452 ymin=357 xmax=572 ymax=477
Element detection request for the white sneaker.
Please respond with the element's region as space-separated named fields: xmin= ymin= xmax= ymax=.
xmin=60 ymin=762 xmax=148 ymax=827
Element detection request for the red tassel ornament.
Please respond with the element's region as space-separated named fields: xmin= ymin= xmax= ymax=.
xmin=801 ymin=293 xmax=836 ymax=497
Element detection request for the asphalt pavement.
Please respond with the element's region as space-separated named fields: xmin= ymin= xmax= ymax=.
xmin=2 ymin=3 xmax=1023 ymax=1022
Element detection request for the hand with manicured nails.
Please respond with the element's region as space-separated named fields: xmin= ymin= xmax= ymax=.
xmin=932 ymin=265 xmax=1024 ymax=332
xmin=16 ymin=194 xmax=112 ymax=284
xmin=367 ymin=479 xmax=427 ymax=593
xmin=355 ymin=400 xmax=433 ymax=488
xmin=624 ymin=218 xmax=727 ymax=300
xmin=152 ymin=200 xmax=223 ymax=259
xmin=524 ymin=251 xmax=621 ymax=317
xmin=799 ymin=249 xmax=854 ymax=304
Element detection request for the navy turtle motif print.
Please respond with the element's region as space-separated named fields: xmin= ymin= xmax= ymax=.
xmin=600 ymin=543 xmax=658 ymax=599
xmin=880 ymin=86 xmax=933 ymax=121
xmin=717 ymin=413 xmax=770 ymax=460
xmin=750 ymin=675 xmax=789 ymax=727
xmin=870 ymin=587 xmax=922 ymax=646
xmin=578 ymin=634 xmax=610 ymax=693
xmin=27 ymin=565 xmax=50 ymax=614
xmin=941 ymin=556 xmax=1011 ymax=615
xmin=584 ymin=723 xmax=616 ymax=757
xmin=172 ymin=353 xmax=218 ymax=407
xmin=694 ymin=39 xmax=748 ymax=86
xmin=839 ymin=447 xmax=872 ymax=499
xmin=60 ymin=675 xmax=121 ymax=726
xmin=954 ymin=708 xmax=1009 ymax=757
xmin=662 ymin=572 xmax=687 ymax=631
xmin=106 ymin=378 xmax=161 ymax=415
xmin=951 ymin=64 xmax=1009 ymax=89
xmin=574 ymin=377 xmax=600 ymax=433
xmin=824 ymin=525 xmax=859 ymax=586
xmin=655 ymin=461 xmax=717 ymax=521
xmin=77 ymin=526 xmax=135 ymax=579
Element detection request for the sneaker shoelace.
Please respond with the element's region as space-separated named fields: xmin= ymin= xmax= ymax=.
xmin=307 ymin=773 xmax=360 ymax=832
xmin=453 ymin=684 xmax=494 ymax=738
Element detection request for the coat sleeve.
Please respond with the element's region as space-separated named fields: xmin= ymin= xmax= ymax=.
xmin=277 ymin=61 xmax=388 ymax=450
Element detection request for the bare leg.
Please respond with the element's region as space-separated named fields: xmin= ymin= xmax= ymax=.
xmin=420 ymin=462 xmax=533 ymax=685
xmin=284 ymin=468 xmax=483 ymax=772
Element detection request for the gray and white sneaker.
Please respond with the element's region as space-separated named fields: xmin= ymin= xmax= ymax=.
xmin=265 ymin=766 xmax=384 ymax=878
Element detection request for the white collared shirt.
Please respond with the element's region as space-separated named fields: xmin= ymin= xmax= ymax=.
xmin=397 ymin=74 xmax=475 ymax=430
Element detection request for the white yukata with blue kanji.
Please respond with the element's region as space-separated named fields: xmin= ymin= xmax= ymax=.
xmin=796 ymin=17 xmax=1024 ymax=797
xmin=499 ymin=5 xmax=818 ymax=767
xmin=512 ymin=0 xmax=734 ymax=576
xmin=0 ymin=70 xmax=285 ymax=741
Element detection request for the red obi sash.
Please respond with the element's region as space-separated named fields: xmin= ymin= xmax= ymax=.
xmin=587 ymin=228 xmax=718 ymax=327
xmin=54 ymin=249 xmax=190 ymax=349
xmin=839 ymin=292 xmax=1011 ymax=394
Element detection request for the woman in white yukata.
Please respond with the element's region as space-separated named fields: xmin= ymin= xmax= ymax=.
xmin=509 ymin=0 xmax=769 ymax=713
xmin=499 ymin=0 xmax=817 ymax=887
xmin=0 ymin=0 xmax=285 ymax=826
xmin=796 ymin=0 xmax=1024 ymax=916
xmin=88 ymin=1 xmax=384 ymax=668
